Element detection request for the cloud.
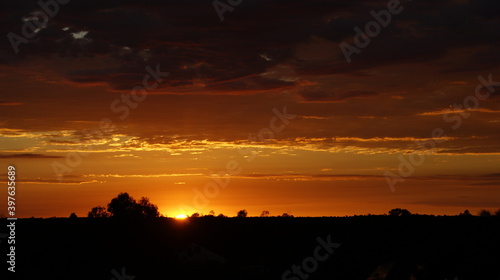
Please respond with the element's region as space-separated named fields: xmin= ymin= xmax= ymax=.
xmin=298 ymin=115 xmax=330 ymax=120
xmin=233 ymin=173 xmax=384 ymax=181
xmin=0 ymin=153 xmax=63 ymax=159
xmin=298 ymin=89 xmax=378 ymax=102
xmin=0 ymin=101 xmax=22 ymax=106
xmin=15 ymin=179 xmax=101 ymax=185
xmin=420 ymin=108 xmax=500 ymax=116
xmin=1 ymin=0 xmax=498 ymax=96
xmin=1 ymin=0 xmax=500 ymax=158
xmin=226 ymin=173 xmax=500 ymax=184
xmin=0 ymin=173 xmax=99 ymax=184
xmin=0 ymin=128 xmax=28 ymax=136
xmin=82 ymin=173 xmax=204 ymax=178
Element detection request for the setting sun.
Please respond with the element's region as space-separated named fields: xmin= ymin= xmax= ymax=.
xmin=175 ymin=214 xmax=188 ymax=219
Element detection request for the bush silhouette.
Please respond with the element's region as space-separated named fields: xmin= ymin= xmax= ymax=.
xmin=478 ymin=209 xmax=492 ymax=217
xmin=190 ymin=212 xmax=200 ymax=218
xmin=237 ymin=209 xmax=247 ymax=218
xmin=87 ymin=206 xmax=110 ymax=218
xmin=459 ymin=209 xmax=472 ymax=216
xmin=388 ymin=208 xmax=412 ymax=217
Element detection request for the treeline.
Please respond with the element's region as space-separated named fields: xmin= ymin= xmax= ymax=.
xmin=64 ymin=192 xmax=500 ymax=219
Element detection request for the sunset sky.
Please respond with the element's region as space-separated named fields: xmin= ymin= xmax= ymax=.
xmin=1 ymin=0 xmax=499 ymax=218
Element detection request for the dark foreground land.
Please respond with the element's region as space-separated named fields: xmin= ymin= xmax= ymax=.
xmin=2 ymin=216 xmax=500 ymax=280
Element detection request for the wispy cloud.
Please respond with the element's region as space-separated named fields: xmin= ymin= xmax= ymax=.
xmin=420 ymin=108 xmax=500 ymax=116
xmin=83 ymin=173 xmax=204 ymax=178
xmin=0 ymin=153 xmax=62 ymax=159
xmin=0 ymin=101 xmax=23 ymax=106
xmin=232 ymin=173 xmax=500 ymax=183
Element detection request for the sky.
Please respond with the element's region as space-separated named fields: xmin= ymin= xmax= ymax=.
xmin=0 ymin=0 xmax=499 ymax=218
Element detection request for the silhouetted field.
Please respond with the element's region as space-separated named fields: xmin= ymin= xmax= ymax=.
xmin=2 ymin=216 xmax=500 ymax=280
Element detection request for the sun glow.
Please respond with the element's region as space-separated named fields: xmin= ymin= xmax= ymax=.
xmin=175 ymin=214 xmax=188 ymax=219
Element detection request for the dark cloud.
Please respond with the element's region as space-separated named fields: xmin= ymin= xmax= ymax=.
xmin=45 ymin=139 xmax=78 ymax=144
xmin=0 ymin=153 xmax=63 ymax=159
xmin=0 ymin=0 xmax=498 ymax=100
xmin=298 ymin=89 xmax=378 ymax=102
xmin=0 ymin=101 xmax=22 ymax=105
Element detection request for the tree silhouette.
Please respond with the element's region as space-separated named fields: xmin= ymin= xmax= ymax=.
xmin=478 ymin=209 xmax=492 ymax=217
xmin=237 ymin=209 xmax=248 ymax=218
xmin=260 ymin=210 xmax=270 ymax=217
xmin=280 ymin=212 xmax=294 ymax=218
xmin=107 ymin=192 xmax=138 ymax=218
xmin=87 ymin=206 xmax=110 ymax=218
xmin=137 ymin=197 xmax=160 ymax=218
xmin=190 ymin=212 xmax=200 ymax=218
xmin=104 ymin=192 xmax=160 ymax=219
xmin=495 ymin=209 xmax=500 ymax=217
xmin=388 ymin=208 xmax=412 ymax=217
xmin=459 ymin=210 xmax=472 ymax=216
xmin=69 ymin=213 xmax=78 ymax=219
